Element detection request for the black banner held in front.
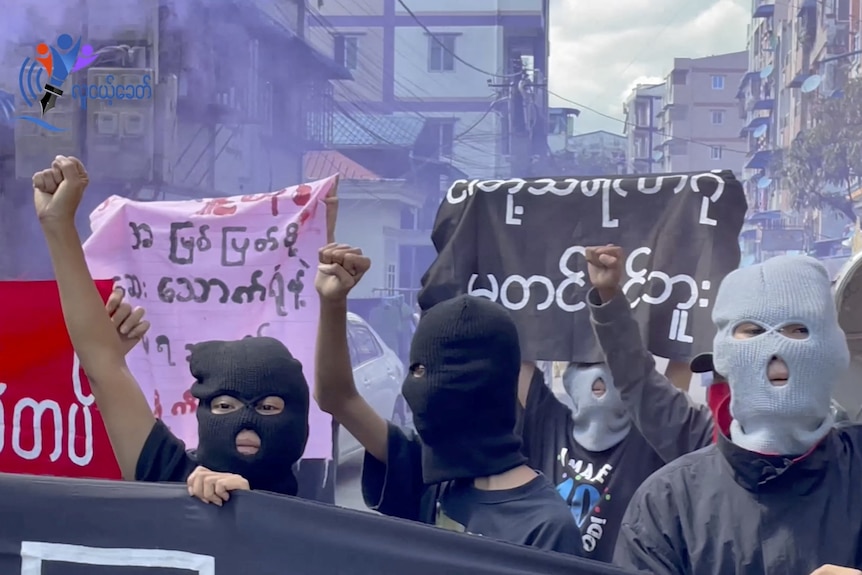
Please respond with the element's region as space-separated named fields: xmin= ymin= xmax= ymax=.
xmin=0 ymin=473 xmax=634 ymax=575
xmin=418 ymin=170 xmax=747 ymax=362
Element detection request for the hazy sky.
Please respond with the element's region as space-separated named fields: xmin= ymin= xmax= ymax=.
xmin=547 ymin=0 xmax=751 ymax=135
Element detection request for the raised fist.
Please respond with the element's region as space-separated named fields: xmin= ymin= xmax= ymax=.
xmin=32 ymin=155 xmax=89 ymax=224
xmin=315 ymin=243 xmax=371 ymax=302
xmin=585 ymin=244 xmax=624 ymax=301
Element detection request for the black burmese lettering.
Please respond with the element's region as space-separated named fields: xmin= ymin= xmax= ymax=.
xmin=168 ymin=222 xmax=212 ymax=265
xmin=155 ymin=335 xmax=176 ymax=366
xmin=129 ymin=222 xmax=153 ymax=250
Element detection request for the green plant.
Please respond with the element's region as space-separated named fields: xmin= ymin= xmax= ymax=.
xmin=775 ymin=76 xmax=862 ymax=222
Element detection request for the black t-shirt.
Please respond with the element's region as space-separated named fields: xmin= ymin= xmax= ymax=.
xmin=517 ymin=371 xmax=665 ymax=562
xmin=135 ymin=419 xmax=336 ymax=502
xmin=360 ymin=422 xmax=582 ymax=556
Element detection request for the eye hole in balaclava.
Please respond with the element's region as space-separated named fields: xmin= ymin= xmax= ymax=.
xmin=732 ymin=321 xmax=810 ymax=341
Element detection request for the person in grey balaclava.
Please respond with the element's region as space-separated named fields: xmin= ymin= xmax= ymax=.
xmin=517 ymin=360 xmax=666 ymax=562
xmin=562 ymin=363 xmax=631 ymax=451
xmin=606 ymin=252 xmax=862 ymax=575
xmin=712 ymin=257 xmax=849 ymax=455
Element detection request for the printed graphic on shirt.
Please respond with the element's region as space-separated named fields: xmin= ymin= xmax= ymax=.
xmin=435 ymin=503 xmax=467 ymax=533
xmin=554 ymin=447 xmax=612 ymax=554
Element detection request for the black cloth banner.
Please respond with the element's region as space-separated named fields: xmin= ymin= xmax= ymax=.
xmin=0 ymin=472 xmax=635 ymax=575
xmin=418 ymin=171 xmax=747 ymax=362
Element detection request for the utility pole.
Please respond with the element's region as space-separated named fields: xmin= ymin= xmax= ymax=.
xmin=489 ymin=55 xmax=547 ymax=178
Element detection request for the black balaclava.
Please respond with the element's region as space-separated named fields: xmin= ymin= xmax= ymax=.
xmin=189 ymin=336 xmax=309 ymax=496
xmin=402 ymin=295 xmax=527 ymax=485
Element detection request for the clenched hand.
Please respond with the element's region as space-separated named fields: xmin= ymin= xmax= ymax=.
xmin=315 ymin=243 xmax=371 ymax=302
xmin=33 ymin=155 xmax=89 ymax=224
xmin=585 ymin=244 xmax=624 ymax=303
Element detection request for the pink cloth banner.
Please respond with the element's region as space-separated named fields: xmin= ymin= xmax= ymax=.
xmin=82 ymin=177 xmax=336 ymax=459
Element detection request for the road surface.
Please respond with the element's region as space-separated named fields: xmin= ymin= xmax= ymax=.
xmin=335 ymin=458 xmax=373 ymax=512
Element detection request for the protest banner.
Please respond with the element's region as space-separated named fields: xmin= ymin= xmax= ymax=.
xmin=0 ymin=281 xmax=121 ymax=479
xmin=0 ymin=472 xmax=635 ymax=575
xmin=419 ymin=170 xmax=747 ymax=363
xmin=82 ymin=177 xmax=337 ymax=459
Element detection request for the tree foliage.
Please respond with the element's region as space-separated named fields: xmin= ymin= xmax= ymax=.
xmin=776 ymin=76 xmax=862 ymax=222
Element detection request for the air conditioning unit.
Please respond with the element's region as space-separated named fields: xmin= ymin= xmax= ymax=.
xmin=85 ymin=67 xmax=155 ymax=181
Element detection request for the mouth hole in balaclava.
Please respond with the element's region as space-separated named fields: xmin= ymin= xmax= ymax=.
xmin=591 ymin=378 xmax=607 ymax=398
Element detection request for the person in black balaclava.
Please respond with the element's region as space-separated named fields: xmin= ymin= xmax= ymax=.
xmin=30 ymin=156 xmax=310 ymax=506
xmin=134 ymin=335 xmax=310 ymax=505
xmin=186 ymin=338 xmax=310 ymax=497
xmin=313 ymin=243 xmax=580 ymax=555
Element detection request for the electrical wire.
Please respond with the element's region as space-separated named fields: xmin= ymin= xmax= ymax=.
xmin=547 ymin=88 xmax=752 ymax=155
xmin=395 ymin=0 xmax=520 ymax=79
xmin=308 ymin=1 xmax=504 ymax=170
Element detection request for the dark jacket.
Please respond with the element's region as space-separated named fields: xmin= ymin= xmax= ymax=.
xmin=588 ymin=289 xmax=862 ymax=574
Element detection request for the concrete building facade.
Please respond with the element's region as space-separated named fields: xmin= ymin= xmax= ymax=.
xmin=656 ymin=51 xmax=748 ymax=173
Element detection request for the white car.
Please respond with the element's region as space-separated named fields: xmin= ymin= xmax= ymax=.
xmin=335 ymin=312 xmax=411 ymax=464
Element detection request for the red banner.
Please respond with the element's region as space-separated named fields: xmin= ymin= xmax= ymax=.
xmin=0 ymin=281 xmax=121 ymax=479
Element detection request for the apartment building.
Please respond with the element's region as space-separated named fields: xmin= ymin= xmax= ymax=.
xmin=656 ymin=52 xmax=748 ymax=173
xmin=738 ymin=0 xmax=862 ymax=260
xmin=567 ymin=130 xmax=626 ymax=167
xmin=305 ymin=0 xmax=550 ymax=298
xmin=622 ymin=83 xmax=665 ymax=174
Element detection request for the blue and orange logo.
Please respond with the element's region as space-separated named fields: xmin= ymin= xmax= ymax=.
xmin=17 ymin=34 xmax=98 ymax=131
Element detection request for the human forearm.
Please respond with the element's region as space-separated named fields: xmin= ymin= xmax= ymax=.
xmin=314 ymin=300 xmax=360 ymax=411
xmin=42 ymin=221 xmax=126 ymax=374
xmin=588 ymin=288 xmax=714 ymax=461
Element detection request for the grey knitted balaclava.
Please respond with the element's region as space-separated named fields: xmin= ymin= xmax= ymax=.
xmin=712 ymin=255 xmax=849 ymax=455
xmin=563 ymin=363 xmax=631 ymax=452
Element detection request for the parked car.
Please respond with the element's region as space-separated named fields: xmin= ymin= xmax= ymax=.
xmin=335 ymin=312 xmax=411 ymax=465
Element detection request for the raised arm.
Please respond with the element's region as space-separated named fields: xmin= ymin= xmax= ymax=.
xmin=33 ymin=156 xmax=155 ymax=479
xmin=584 ymin=245 xmax=714 ymax=462
xmin=313 ymin=243 xmax=389 ymax=463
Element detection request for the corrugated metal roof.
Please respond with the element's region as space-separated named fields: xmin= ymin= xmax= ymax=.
xmin=332 ymin=112 xmax=425 ymax=147
xmin=303 ymin=150 xmax=381 ymax=181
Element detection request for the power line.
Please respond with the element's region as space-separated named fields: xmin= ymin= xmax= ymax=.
xmin=395 ymin=0 xmax=518 ymax=79
xmin=309 ymin=2 xmax=504 ymax=170
xmin=547 ymin=89 xmax=751 ymax=155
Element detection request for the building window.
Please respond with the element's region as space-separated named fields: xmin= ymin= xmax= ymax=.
xmin=711 ymin=110 xmax=725 ymax=125
xmin=672 ymin=69 xmax=687 ymax=85
xmin=711 ymin=75 xmax=725 ymax=90
xmin=428 ymin=120 xmax=455 ymax=157
xmin=428 ymin=34 xmax=456 ymax=72
xmin=710 ymin=146 xmax=723 ymax=160
xmin=334 ymin=35 xmax=359 ymax=71
xmin=385 ymin=264 xmax=396 ymax=294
